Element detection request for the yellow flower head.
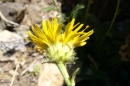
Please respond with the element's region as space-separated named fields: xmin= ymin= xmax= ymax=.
xmin=28 ymin=18 xmax=93 ymax=63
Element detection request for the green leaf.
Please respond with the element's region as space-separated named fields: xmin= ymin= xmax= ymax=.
xmin=43 ymin=7 xmax=57 ymax=12
xmin=70 ymin=4 xmax=85 ymax=19
xmin=90 ymin=64 xmax=111 ymax=80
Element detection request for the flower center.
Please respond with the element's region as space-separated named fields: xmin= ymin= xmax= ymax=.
xmin=46 ymin=42 xmax=76 ymax=63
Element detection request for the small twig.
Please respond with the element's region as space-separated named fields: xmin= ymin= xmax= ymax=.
xmin=0 ymin=11 xmax=30 ymax=30
xmin=10 ymin=62 xmax=20 ymax=86
xmin=0 ymin=11 xmax=19 ymax=26
xmin=21 ymin=58 xmax=39 ymax=76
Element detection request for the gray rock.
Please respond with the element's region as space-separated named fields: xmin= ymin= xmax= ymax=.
xmin=0 ymin=2 xmax=26 ymax=30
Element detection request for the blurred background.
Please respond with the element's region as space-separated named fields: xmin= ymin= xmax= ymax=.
xmin=0 ymin=0 xmax=130 ymax=86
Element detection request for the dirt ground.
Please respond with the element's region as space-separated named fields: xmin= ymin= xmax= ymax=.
xmin=0 ymin=0 xmax=65 ymax=86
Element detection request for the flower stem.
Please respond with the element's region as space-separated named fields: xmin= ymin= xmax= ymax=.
xmin=57 ymin=61 xmax=71 ymax=86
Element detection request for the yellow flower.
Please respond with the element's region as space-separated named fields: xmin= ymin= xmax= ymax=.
xmin=28 ymin=18 xmax=93 ymax=63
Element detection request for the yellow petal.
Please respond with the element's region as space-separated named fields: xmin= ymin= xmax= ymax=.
xmin=46 ymin=20 xmax=54 ymax=41
xmin=78 ymin=30 xmax=94 ymax=42
xmin=28 ymin=31 xmax=49 ymax=47
xmin=55 ymin=23 xmax=62 ymax=41
xmin=63 ymin=32 xmax=83 ymax=44
xmin=73 ymin=24 xmax=84 ymax=33
xmin=74 ymin=42 xmax=86 ymax=47
xmin=53 ymin=18 xmax=58 ymax=33
xmin=42 ymin=20 xmax=48 ymax=35
xmin=32 ymin=25 xmax=48 ymax=42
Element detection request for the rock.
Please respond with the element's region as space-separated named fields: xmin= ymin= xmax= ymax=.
xmin=0 ymin=30 xmax=26 ymax=51
xmin=0 ymin=2 xmax=26 ymax=30
xmin=38 ymin=63 xmax=64 ymax=86
xmin=21 ymin=0 xmax=62 ymax=26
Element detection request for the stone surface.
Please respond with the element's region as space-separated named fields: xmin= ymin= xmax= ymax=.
xmin=38 ymin=63 xmax=64 ymax=86
xmin=0 ymin=30 xmax=26 ymax=51
xmin=0 ymin=2 xmax=26 ymax=30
